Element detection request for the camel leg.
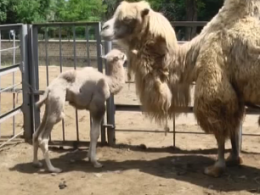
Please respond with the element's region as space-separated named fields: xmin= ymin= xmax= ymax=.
xmin=88 ymin=116 xmax=103 ymax=168
xmin=32 ymin=107 xmax=48 ymax=168
xmin=32 ymin=119 xmax=45 ymax=168
xmin=38 ymin=121 xmax=62 ymax=173
xmin=226 ymin=122 xmax=243 ymax=166
xmin=194 ymin=73 xmax=244 ymax=177
xmin=87 ymin=117 xmax=93 ymax=161
xmin=204 ymin=134 xmax=226 ymax=177
xmin=88 ymin=99 xmax=105 ymax=168
xmin=38 ymin=101 xmax=64 ymax=173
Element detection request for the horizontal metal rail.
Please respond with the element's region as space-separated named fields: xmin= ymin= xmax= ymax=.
xmin=48 ymin=140 xmax=98 ymax=148
xmin=0 ymin=24 xmax=23 ymax=30
xmin=115 ymin=104 xmax=260 ymax=115
xmin=0 ymin=130 xmax=23 ymax=148
xmin=114 ymin=129 xmax=260 ymax=137
xmin=171 ymin=21 xmax=208 ymax=27
xmin=32 ymin=22 xmax=100 ymax=27
xmin=0 ymin=63 xmax=20 ymax=77
xmin=32 ymin=21 xmax=207 ymax=28
xmin=32 ymin=92 xmax=260 ymax=115
xmin=0 ymin=106 xmax=22 ymax=123
xmin=0 ymin=46 xmax=19 ymax=52
xmin=0 ymin=83 xmax=21 ymax=93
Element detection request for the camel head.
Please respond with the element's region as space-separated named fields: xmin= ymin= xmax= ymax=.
xmin=101 ymin=0 xmax=178 ymax=51
xmin=100 ymin=1 xmax=151 ymax=45
xmin=101 ymin=1 xmax=181 ymax=123
xmin=101 ymin=49 xmax=128 ymax=67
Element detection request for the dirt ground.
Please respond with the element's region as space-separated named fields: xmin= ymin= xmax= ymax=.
xmin=0 ymin=66 xmax=260 ymax=195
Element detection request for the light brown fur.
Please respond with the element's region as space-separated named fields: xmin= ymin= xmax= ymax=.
xmin=32 ymin=49 xmax=126 ymax=173
xmin=101 ymin=0 xmax=260 ymax=177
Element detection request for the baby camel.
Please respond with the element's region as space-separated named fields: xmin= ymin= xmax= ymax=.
xmin=32 ymin=49 xmax=126 ymax=173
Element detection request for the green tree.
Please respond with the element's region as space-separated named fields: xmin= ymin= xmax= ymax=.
xmin=0 ymin=0 xmax=9 ymax=23
xmin=58 ymin=0 xmax=106 ymax=22
xmin=0 ymin=0 xmax=54 ymax=24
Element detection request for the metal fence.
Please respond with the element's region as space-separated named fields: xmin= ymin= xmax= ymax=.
xmin=1 ymin=21 xmax=259 ymax=150
xmin=0 ymin=24 xmax=31 ymax=148
xmin=103 ymin=21 xmax=260 ymax=148
xmin=28 ymin=22 xmax=112 ymax=147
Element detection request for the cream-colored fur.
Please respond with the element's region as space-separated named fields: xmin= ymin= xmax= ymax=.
xmin=32 ymin=49 xmax=126 ymax=173
xmin=101 ymin=0 xmax=260 ymax=177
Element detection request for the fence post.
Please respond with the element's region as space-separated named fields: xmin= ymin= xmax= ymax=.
xmin=95 ymin=22 xmax=107 ymax=145
xmin=28 ymin=25 xmax=41 ymax=134
xmin=104 ymin=41 xmax=115 ymax=146
xmin=239 ymin=123 xmax=242 ymax=151
xmin=20 ymin=25 xmax=33 ymax=142
xmin=32 ymin=26 xmax=41 ymax=132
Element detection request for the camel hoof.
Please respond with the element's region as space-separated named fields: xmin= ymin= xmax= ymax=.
xmin=48 ymin=167 xmax=62 ymax=173
xmin=33 ymin=161 xmax=43 ymax=168
xmin=204 ymin=165 xmax=225 ymax=178
xmin=93 ymin=162 xmax=103 ymax=168
xmin=226 ymin=156 xmax=243 ymax=167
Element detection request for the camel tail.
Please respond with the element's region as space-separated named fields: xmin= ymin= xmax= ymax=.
xmin=35 ymin=90 xmax=49 ymax=109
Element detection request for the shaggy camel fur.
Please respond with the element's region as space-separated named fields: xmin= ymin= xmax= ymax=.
xmin=100 ymin=0 xmax=260 ymax=177
xmin=32 ymin=49 xmax=126 ymax=173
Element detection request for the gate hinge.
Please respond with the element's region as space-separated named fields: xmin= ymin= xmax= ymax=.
xmin=102 ymin=124 xmax=115 ymax=129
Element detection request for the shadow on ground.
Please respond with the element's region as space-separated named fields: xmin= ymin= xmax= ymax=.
xmin=9 ymin=144 xmax=260 ymax=194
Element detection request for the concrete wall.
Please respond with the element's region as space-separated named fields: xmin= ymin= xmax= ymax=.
xmin=0 ymin=40 xmax=125 ymax=67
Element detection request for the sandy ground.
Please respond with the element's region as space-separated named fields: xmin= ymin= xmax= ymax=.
xmin=0 ymin=66 xmax=260 ymax=195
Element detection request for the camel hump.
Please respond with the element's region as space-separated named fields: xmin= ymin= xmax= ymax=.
xmin=61 ymin=71 xmax=76 ymax=83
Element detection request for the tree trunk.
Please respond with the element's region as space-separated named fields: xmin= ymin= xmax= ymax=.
xmin=185 ymin=0 xmax=198 ymax=40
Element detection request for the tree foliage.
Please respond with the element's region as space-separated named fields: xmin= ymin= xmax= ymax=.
xmin=56 ymin=0 xmax=106 ymax=22
xmin=0 ymin=0 xmax=225 ymax=24
xmin=0 ymin=0 xmax=54 ymax=24
xmin=0 ymin=0 xmax=224 ymax=40
xmin=0 ymin=0 xmax=9 ymax=23
xmin=0 ymin=0 xmax=107 ymax=24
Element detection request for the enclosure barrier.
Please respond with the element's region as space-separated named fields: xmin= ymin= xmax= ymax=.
xmin=27 ymin=22 xmax=108 ymax=147
xmin=0 ymin=21 xmax=259 ymax=150
xmin=0 ymin=24 xmax=31 ymax=148
xmin=103 ymin=21 xmax=260 ymax=149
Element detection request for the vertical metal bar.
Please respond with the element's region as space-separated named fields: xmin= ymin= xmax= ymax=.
xmin=59 ymin=26 xmax=65 ymax=141
xmin=73 ymin=25 xmax=79 ymax=142
xmin=73 ymin=26 xmax=77 ymax=69
xmin=0 ymin=30 xmax=1 ymax=138
xmin=45 ymin=27 xmax=49 ymax=86
xmin=44 ymin=27 xmax=51 ymax=141
xmin=96 ymin=23 xmax=103 ymax=73
xmin=173 ymin=113 xmax=176 ymax=148
xmin=95 ymin=23 xmax=107 ymax=144
xmin=85 ymin=25 xmax=93 ymax=140
xmin=239 ymin=123 xmax=242 ymax=151
xmin=104 ymin=40 xmax=115 ymax=146
xmin=32 ymin=26 xmax=40 ymax=134
xmin=12 ymin=30 xmax=16 ymax=137
xmin=21 ymin=24 xmax=34 ymax=141
xmin=85 ymin=26 xmax=91 ymax=67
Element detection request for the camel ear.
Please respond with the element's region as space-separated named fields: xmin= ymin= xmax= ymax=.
xmin=119 ymin=53 xmax=126 ymax=60
xmin=113 ymin=56 xmax=119 ymax=61
xmin=122 ymin=54 xmax=127 ymax=61
xmin=101 ymin=55 xmax=107 ymax=60
xmin=141 ymin=8 xmax=149 ymax=17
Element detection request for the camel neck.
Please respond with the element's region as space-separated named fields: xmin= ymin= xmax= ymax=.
xmin=172 ymin=42 xmax=197 ymax=84
xmin=106 ymin=63 xmax=125 ymax=95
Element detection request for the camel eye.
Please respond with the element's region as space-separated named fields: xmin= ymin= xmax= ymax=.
xmin=124 ymin=18 xmax=134 ymax=24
